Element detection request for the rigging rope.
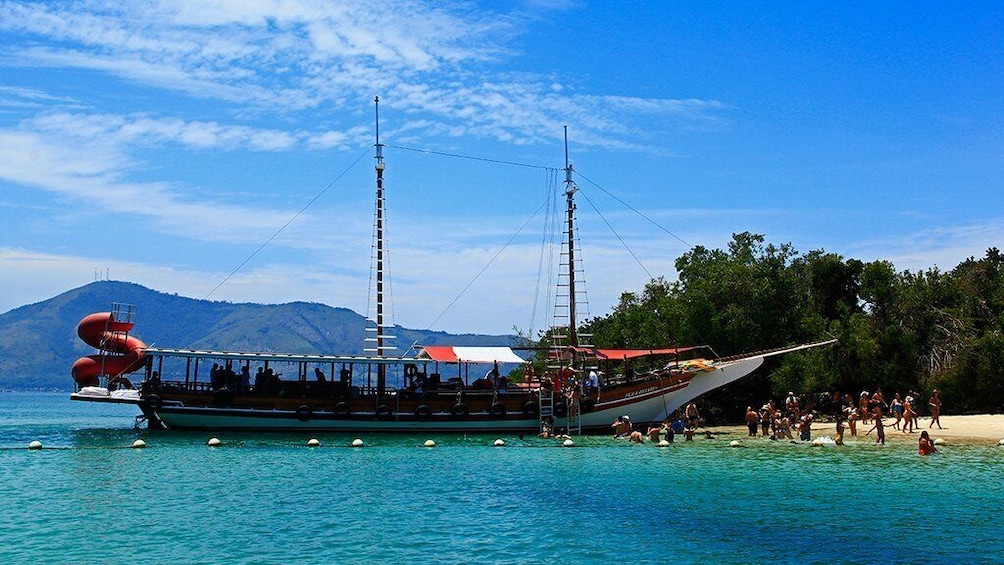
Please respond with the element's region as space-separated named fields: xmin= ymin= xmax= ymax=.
xmin=576 ymin=171 xmax=691 ymax=248
xmin=202 ymin=146 xmax=371 ymax=301
xmin=575 ymin=186 xmax=654 ymax=281
xmin=385 ymin=143 xmax=555 ymax=171
xmin=421 ymin=198 xmax=549 ymax=331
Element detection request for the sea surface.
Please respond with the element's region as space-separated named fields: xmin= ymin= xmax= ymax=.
xmin=1 ymin=392 xmax=1002 ymax=564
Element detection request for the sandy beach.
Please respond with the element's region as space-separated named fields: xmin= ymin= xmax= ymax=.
xmin=706 ymin=414 xmax=1004 ymax=445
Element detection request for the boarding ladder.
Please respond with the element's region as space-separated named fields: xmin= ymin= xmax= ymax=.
xmin=566 ymin=392 xmax=582 ymax=435
xmin=538 ymin=389 xmax=554 ymax=435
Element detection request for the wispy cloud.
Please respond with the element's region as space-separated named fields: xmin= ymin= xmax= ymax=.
xmin=848 ymin=220 xmax=1004 ymax=272
xmin=0 ymin=1 xmax=726 ymax=147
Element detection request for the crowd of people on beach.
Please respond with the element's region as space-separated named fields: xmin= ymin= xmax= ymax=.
xmin=600 ymin=388 xmax=944 ymax=455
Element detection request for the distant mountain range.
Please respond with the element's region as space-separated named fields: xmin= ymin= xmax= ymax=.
xmin=0 ymin=281 xmax=516 ymax=391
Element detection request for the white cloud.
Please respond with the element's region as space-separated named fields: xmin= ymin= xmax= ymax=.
xmin=0 ymin=1 xmax=727 ymax=146
xmin=848 ymin=220 xmax=1004 ymax=273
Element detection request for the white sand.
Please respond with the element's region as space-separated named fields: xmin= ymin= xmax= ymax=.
xmin=707 ymin=414 xmax=1004 ymax=445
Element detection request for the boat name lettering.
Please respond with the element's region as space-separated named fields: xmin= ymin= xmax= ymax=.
xmin=625 ymin=387 xmax=658 ymax=399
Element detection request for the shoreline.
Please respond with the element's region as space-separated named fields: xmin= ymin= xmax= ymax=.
xmin=705 ymin=414 xmax=1004 ymax=445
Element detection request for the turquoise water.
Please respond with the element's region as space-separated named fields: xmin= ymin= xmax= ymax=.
xmin=2 ymin=393 xmax=1002 ymax=564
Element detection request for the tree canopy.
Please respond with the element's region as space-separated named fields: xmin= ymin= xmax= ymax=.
xmin=577 ymin=233 xmax=1004 ymax=415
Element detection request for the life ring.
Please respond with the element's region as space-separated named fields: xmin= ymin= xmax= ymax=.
xmin=450 ymin=403 xmax=470 ymax=420
xmin=375 ymin=405 xmax=394 ymax=419
xmin=414 ymin=405 xmax=433 ymax=421
xmin=145 ymin=394 xmax=163 ymax=411
xmin=490 ymin=403 xmax=508 ymax=418
xmin=404 ymin=364 xmax=419 ymax=377
xmin=553 ymin=400 xmax=568 ymax=418
xmin=333 ymin=402 xmax=351 ymax=417
xmin=295 ymin=405 xmax=312 ymax=422
xmin=522 ymin=401 xmax=539 ymax=418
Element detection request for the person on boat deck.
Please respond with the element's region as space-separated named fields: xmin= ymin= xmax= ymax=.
xmin=254 ymin=366 xmax=266 ymax=390
xmin=210 ymin=363 xmax=222 ymax=389
xmin=586 ymin=370 xmax=599 ymax=394
xmin=240 ymin=366 xmax=250 ymax=390
xmin=224 ymin=364 xmax=238 ymax=390
xmin=264 ymin=367 xmax=278 ymax=386
xmin=314 ymin=368 xmax=326 ymax=383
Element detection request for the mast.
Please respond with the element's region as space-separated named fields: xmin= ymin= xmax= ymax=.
xmin=374 ymin=96 xmax=386 ymax=358
xmin=563 ymin=126 xmax=579 ymax=348
xmin=366 ymin=96 xmax=394 ymax=395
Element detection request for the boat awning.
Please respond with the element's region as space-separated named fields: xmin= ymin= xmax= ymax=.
xmin=418 ymin=346 xmax=527 ymax=364
xmin=572 ymin=346 xmax=703 ymax=360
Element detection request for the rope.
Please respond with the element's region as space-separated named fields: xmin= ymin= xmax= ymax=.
xmin=202 ymin=146 xmax=371 ymax=301
xmin=386 ymin=144 xmax=555 ymax=171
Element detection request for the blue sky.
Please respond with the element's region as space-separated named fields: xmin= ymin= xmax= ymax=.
xmin=1 ymin=1 xmax=1001 ymax=336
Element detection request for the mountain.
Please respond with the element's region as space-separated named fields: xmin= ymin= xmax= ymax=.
xmin=0 ymin=281 xmax=516 ymax=391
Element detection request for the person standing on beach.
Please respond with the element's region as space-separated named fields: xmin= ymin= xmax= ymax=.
xmin=846 ymin=407 xmax=858 ymax=436
xmin=746 ymin=406 xmax=759 ymax=437
xmin=873 ymin=404 xmax=885 ymax=445
xmin=908 ymin=389 xmax=922 ymax=429
xmin=929 ymin=389 xmax=943 ymax=429
xmin=902 ymin=396 xmax=916 ymax=433
xmin=890 ymin=393 xmax=904 ymax=430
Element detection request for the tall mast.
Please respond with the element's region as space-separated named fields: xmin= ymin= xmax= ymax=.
xmin=374 ymin=96 xmax=385 ymax=358
xmin=367 ymin=96 xmax=393 ymax=395
xmin=563 ymin=126 xmax=579 ymax=348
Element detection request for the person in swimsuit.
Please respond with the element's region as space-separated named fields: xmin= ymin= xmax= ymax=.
xmin=746 ymin=406 xmax=759 ymax=437
xmin=685 ymin=403 xmax=701 ymax=430
xmin=928 ymin=389 xmax=943 ymax=429
xmin=918 ymin=430 xmax=937 ymax=455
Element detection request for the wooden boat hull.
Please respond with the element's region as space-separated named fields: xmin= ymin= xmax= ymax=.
xmin=85 ymin=356 xmax=762 ymax=433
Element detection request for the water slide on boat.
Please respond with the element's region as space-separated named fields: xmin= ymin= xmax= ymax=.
xmin=70 ymin=310 xmax=146 ymax=388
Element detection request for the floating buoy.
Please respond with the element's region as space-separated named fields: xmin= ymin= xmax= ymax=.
xmin=562 ymin=439 xmax=574 ymax=447
xmin=207 ymin=437 xmax=221 ymax=447
xmin=351 ymin=438 xmax=364 ymax=448
xmin=810 ymin=439 xmax=823 ymax=447
xmin=307 ymin=438 xmax=320 ymax=447
xmin=933 ymin=438 xmax=945 ymax=446
xmin=658 ymin=440 xmax=670 ymax=447
xmin=729 ymin=440 xmax=741 ymax=448
xmin=424 ymin=440 xmax=436 ymax=448
xmin=28 ymin=440 xmax=42 ymax=450
xmin=132 ymin=439 xmax=147 ymax=449
xmin=493 ymin=439 xmax=505 ymax=447
xmin=998 ymin=438 xmax=1004 ymax=446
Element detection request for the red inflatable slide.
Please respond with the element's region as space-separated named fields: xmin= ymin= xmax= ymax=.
xmin=71 ymin=312 xmax=147 ymax=387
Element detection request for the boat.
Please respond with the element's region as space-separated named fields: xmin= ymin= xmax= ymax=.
xmin=69 ymin=99 xmax=835 ymax=433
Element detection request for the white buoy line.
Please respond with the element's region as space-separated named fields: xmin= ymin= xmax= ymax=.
xmin=33 ymin=433 xmax=1002 ymax=450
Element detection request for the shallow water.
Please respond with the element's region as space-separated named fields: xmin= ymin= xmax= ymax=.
xmin=2 ymin=393 xmax=1002 ymax=564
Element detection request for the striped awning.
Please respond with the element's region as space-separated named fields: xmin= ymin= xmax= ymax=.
xmin=417 ymin=346 xmax=526 ymax=364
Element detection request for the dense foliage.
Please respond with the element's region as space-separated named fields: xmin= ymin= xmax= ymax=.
xmin=580 ymin=233 xmax=1004 ymax=415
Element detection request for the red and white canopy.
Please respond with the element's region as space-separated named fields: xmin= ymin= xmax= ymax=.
xmin=417 ymin=346 xmax=526 ymax=364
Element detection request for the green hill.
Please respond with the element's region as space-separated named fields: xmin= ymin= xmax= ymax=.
xmin=0 ymin=281 xmax=515 ymax=391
